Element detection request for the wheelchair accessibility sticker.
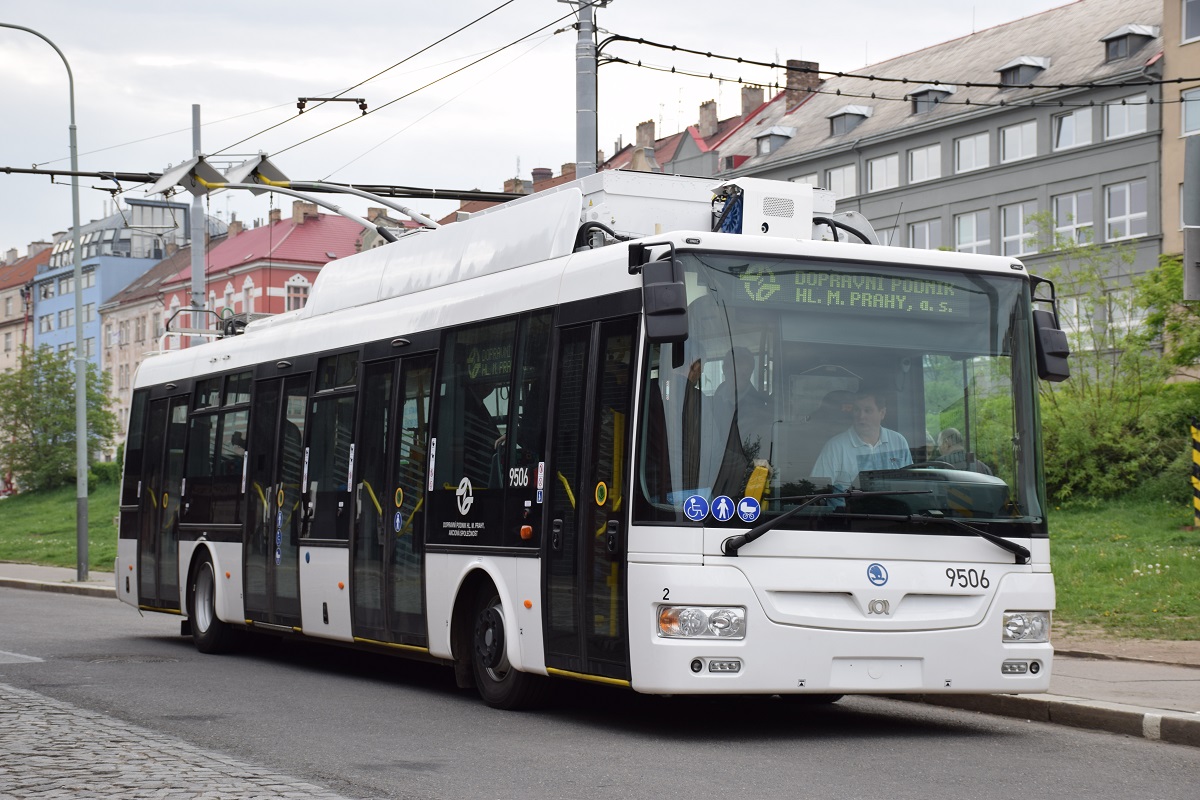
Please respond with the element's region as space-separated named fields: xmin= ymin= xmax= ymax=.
xmin=683 ymin=495 xmax=709 ymax=522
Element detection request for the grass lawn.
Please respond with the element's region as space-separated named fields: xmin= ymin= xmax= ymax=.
xmin=0 ymin=485 xmax=1196 ymax=640
xmin=0 ymin=482 xmax=119 ymax=572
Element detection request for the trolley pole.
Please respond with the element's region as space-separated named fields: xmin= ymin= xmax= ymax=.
xmin=0 ymin=23 xmax=89 ymax=580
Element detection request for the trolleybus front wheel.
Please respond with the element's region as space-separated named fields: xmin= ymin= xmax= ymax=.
xmin=189 ymin=554 xmax=235 ymax=654
xmin=471 ymin=586 xmax=546 ymax=709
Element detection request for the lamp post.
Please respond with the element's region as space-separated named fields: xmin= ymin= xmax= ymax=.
xmin=1 ymin=23 xmax=89 ymax=580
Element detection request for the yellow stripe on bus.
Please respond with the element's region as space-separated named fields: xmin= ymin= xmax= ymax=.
xmin=546 ymin=667 xmax=632 ymax=687
xmin=353 ymin=637 xmax=430 ymax=654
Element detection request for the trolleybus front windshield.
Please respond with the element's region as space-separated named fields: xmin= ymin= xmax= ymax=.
xmin=635 ymin=252 xmax=1046 ymax=538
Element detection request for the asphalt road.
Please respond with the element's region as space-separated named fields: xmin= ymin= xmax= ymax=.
xmin=2 ymin=588 xmax=1197 ymax=800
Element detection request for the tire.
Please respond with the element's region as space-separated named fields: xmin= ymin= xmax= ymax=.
xmin=189 ymin=555 xmax=235 ymax=654
xmin=470 ymin=586 xmax=546 ymax=710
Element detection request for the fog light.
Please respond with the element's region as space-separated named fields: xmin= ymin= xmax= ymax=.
xmin=658 ymin=606 xmax=746 ymax=639
xmin=1002 ymin=611 xmax=1050 ymax=643
xmin=708 ymin=659 xmax=742 ymax=673
xmin=1001 ymin=660 xmax=1029 ymax=674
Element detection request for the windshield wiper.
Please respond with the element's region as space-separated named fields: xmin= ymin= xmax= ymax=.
xmin=721 ymin=489 xmax=930 ymax=556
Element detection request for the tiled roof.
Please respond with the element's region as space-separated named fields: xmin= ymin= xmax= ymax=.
xmin=0 ymin=248 xmax=50 ymax=291
xmin=722 ymin=0 xmax=1161 ymax=170
xmin=167 ymin=214 xmax=362 ymax=284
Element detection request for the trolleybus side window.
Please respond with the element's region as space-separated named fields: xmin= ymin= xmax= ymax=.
xmin=182 ymin=371 xmax=251 ymax=526
xmin=304 ymin=352 xmax=359 ymax=540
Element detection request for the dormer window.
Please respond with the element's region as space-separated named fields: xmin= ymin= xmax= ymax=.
xmin=753 ymin=126 xmax=795 ymax=155
xmin=997 ymin=56 xmax=1049 ymax=87
xmin=1101 ymin=24 xmax=1158 ymax=62
xmin=909 ymin=86 xmax=954 ymax=114
xmin=828 ymin=105 xmax=871 ymax=136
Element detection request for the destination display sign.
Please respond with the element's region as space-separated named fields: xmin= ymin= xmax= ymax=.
xmin=734 ymin=267 xmax=971 ymax=319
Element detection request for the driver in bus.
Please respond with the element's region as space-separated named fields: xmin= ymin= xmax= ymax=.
xmin=811 ymin=387 xmax=912 ymax=494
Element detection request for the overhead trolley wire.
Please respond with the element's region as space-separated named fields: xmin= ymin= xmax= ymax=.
xmin=271 ymin=8 xmax=579 ymax=158
xmin=211 ymin=0 xmax=521 ymax=157
xmin=600 ymin=33 xmax=1200 ymax=91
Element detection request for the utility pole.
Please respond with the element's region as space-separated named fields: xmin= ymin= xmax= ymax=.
xmin=561 ymin=1 xmax=609 ymax=177
xmin=190 ymin=105 xmax=206 ymax=345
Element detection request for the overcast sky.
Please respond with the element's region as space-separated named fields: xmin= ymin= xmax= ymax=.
xmin=0 ymin=0 xmax=1074 ymax=254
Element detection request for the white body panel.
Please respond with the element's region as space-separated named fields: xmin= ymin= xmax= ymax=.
xmin=299 ymin=546 xmax=352 ymax=641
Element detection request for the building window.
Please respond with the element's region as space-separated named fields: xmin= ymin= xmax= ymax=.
xmin=58 ymin=343 xmax=73 ymax=355
xmin=866 ymin=154 xmax=899 ymax=192
xmin=1188 ymin=0 xmax=1200 ymax=42
xmin=910 ymin=88 xmax=952 ymax=114
xmin=39 ymin=315 xmax=53 ymax=333
xmin=1000 ymin=64 xmax=1043 ymax=86
xmin=58 ymin=275 xmax=74 ymax=295
xmin=1105 ymin=180 xmax=1148 ymax=241
xmin=825 ymin=164 xmax=857 ymax=199
xmin=1053 ymin=190 xmax=1094 ymax=244
xmin=83 ymin=303 xmax=95 ymax=324
xmin=829 ymin=110 xmax=868 ymax=136
xmin=1105 ymin=95 xmax=1148 ymax=139
xmin=58 ymin=308 xmax=74 ymax=328
xmin=1184 ymin=88 xmax=1200 ymax=136
xmin=84 ymin=337 xmax=95 ymax=359
xmin=1001 ymin=202 xmax=1038 ymax=256
xmin=955 ymin=210 xmax=991 ymax=254
xmin=1053 ymin=108 xmax=1092 ymax=150
xmin=135 ymin=317 xmax=146 ymax=343
xmin=152 ymin=312 xmax=162 ymax=338
xmin=875 ymin=227 xmax=898 ymax=246
xmin=3 ymin=332 xmax=11 ymax=353
xmin=790 ymin=173 xmax=819 ymax=186
xmin=757 ymin=137 xmax=772 ymax=156
xmin=286 ymin=279 xmax=311 ymax=311
xmin=40 ymin=282 xmax=54 ymax=300
xmin=954 ymin=132 xmax=989 ymax=173
xmin=1000 ymin=121 xmax=1036 ymax=163
xmin=81 ymin=270 xmax=95 ymax=289
xmin=908 ymin=219 xmax=943 ymax=250
xmin=3 ymin=296 xmax=11 ymax=317
xmin=908 ymin=144 xmax=941 ymax=183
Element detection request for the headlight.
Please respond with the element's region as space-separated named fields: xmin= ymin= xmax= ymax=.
xmin=658 ymin=605 xmax=746 ymax=639
xmin=1002 ymin=611 xmax=1050 ymax=643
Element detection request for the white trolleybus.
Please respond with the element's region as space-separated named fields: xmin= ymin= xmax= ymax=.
xmin=117 ymin=172 xmax=1071 ymax=709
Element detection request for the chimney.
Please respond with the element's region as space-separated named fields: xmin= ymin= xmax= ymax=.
xmin=227 ymin=220 xmax=244 ymax=238
xmin=531 ymin=167 xmax=553 ymax=184
xmin=560 ymin=162 xmax=576 ymax=180
xmin=28 ymin=241 xmax=51 ymax=257
xmin=636 ymin=120 xmax=656 ymax=149
xmin=785 ymin=60 xmax=820 ymax=107
xmin=5 ymin=248 xmax=16 ymax=265
xmin=503 ymin=177 xmax=529 ymax=195
xmin=698 ymin=100 xmax=718 ymax=138
xmin=629 ymin=146 xmax=662 ymax=173
xmin=292 ymin=200 xmax=319 ymax=224
xmin=165 ymin=242 xmax=179 ymax=257
xmin=268 ymin=208 xmax=281 ymax=224
xmin=741 ymin=85 xmax=764 ymax=117
xmin=366 ymin=207 xmax=387 ymax=223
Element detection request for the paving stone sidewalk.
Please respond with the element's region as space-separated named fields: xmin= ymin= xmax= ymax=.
xmin=0 ymin=682 xmax=355 ymax=800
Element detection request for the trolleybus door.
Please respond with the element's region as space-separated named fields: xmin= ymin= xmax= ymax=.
xmin=544 ymin=317 xmax=638 ymax=681
xmin=351 ymin=354 xmax=434 ymax=645
xmin=138 ymin=395 xmax=188 ymax=611
xmin=243 ymin=374 xmax=309 ymax=627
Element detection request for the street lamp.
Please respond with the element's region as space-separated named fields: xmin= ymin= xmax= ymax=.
xmin=0 ymin=23 xmax=89 ymax=580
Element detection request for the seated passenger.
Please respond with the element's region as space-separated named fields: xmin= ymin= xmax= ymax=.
xmin=811 ymin=387 xmax=912 ymax=493
xmin=936 ymin=428 xmax=993 ymax=475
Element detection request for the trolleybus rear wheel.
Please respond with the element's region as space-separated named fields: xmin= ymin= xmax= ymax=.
xmin=189 ymin=554 xmax=235 ymax=654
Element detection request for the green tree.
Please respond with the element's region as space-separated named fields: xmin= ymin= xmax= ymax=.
xmin=0 ymin=346 xmax=117 ymax=492
xmin=1027 ymin=212 xmax=1174 ymax=500
xmin=1135 ymin=253 xmax=1200 ymax=368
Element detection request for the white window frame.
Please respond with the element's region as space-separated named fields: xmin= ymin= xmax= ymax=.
xmin=1053 ymin=190 xmax=1094 ymax=245
xmin=954 ymin=132 xmax=989 ymax=173
xmin=790 ymin=173 xmax=819 ymax=186
xmin=908 ymin=143 xmax=941 ymax=183
xmin=1053 ymin=107 xmax=1092 ymax=150
xmin=1001 ymin=201 xmax=1038 ymax=256
xmin=867 ymin=154 xmax=899 ymax=192
xmin=1104 ymin=180 xmax=1148 ymax=242
xmin=825 ymin=164 xmax=857 ymax=199
xmin=1105 ymin=95 xmax=1148 ymax=140
xmin=1187 ymin=0 xmax=1200 ymax=43
xmin=954 ymin=210 xmax=991 ymax=254
xmin=1184 ymin=88 xmax=1200 ymax=136
xmin=285 ymin=275 xmax=312 ymax=312
xmin=908 ymin=219 xmax=942 ymax=250
xmin=1000 ymin=120 xmax=1037 ymax=163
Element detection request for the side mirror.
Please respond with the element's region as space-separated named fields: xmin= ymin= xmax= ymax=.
xmin=1033 ymin=309 xmax=1070 ymax=382
xmin=631 ymin=243 xmax=688 ymax=344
